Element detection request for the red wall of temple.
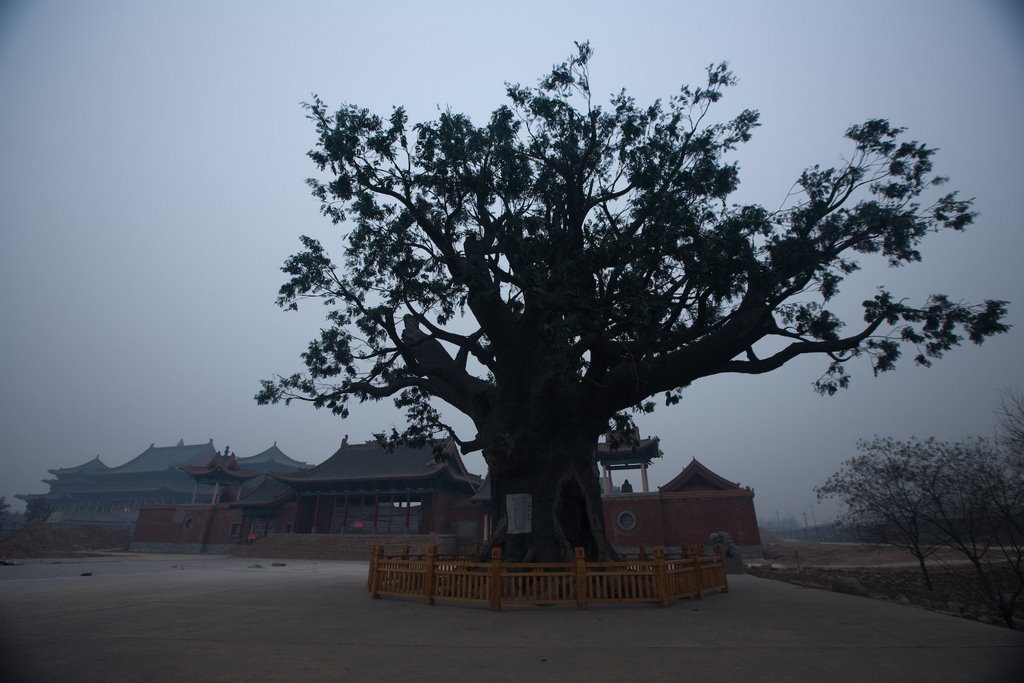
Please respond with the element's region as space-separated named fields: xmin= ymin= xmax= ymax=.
xmin=602 ymin=494 xmax=664 ymax=548
xmin=133 ymin=504 xmax=244 ymax=548
xmin=133 ymin=490 xmax=760 ymax=554
xmin=438 ymin=497 xmax=485 ymax=539
xmin=602 ymin=492 xmax=761 ymax=548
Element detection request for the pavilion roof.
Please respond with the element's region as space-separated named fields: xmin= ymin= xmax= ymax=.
xmin=595 ymin=433 xmax=662 ymax=468
xmin=179 ymin=453 xmax=262 ymax=484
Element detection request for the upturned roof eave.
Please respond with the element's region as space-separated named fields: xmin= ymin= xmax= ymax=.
xmin=660 ymin=457 xmax=744 ymax=493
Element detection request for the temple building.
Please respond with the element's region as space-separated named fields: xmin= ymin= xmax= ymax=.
xmin=123 ymin=433 xmax=759 ymax=557
xmin=130 ymin=437 xmax=484 ymax=553
xmin=601 ymin=456 xmax=762 ymax=556
xmin=264 ymin=437 xmax=483 ymax=537
xmin=18 ymin=440 xmax=309 ymax=529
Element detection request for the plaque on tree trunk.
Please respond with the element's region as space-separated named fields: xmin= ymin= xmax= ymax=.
xmin=505 ymin=493 xmax=532 ymax=534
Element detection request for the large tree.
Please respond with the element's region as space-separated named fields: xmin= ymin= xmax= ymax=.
xmin=258 ymin=44 xmax=1008 ymax=561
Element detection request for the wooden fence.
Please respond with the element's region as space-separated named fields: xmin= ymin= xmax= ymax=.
xmin=368 ymin=544 xmax=728 ymax=610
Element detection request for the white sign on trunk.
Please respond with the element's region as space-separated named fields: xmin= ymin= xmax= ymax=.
xmin=505 ymin=493 xmax=532 ymax=534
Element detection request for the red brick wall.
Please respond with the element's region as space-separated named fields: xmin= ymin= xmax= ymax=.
xmin=602 ymin=494 xmax=665 ymax=548
xmin=438 ymin=497 xmax=485 ymax=538
xmin=132 ymin=504 xmax=244 ymax=547
xmin=602 ymin=491 xmax=761 ymax=548
xmin=658 ymin=494 xmax=761 ymax=546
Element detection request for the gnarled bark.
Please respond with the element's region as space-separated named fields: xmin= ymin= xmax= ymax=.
xmin=483 ymin=434 xmax=617 ymax=562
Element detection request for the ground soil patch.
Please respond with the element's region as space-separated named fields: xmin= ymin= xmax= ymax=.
xmin=0 ymin=523 xmax=130 ymax=559
xmin=750 ymin=530 xmax=1020 ymax=628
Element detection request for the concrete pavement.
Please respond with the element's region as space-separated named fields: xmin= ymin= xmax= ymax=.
xmin=1 ymin=554 xmax=1022 ymax=682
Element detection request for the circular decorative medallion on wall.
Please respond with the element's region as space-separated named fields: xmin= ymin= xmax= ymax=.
xmin=616 ymin=509 xmax=638 ymax=532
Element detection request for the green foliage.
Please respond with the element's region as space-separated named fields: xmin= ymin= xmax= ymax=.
xmin=259 ymin=43 xmax=1008 ymax=456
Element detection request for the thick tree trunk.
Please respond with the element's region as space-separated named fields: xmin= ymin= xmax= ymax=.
xmin=484 ymin=434 xmax=617 ymax=562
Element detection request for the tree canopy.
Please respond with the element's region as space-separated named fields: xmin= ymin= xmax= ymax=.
xmin=259 ymin=43 xmax=1007 ymax=452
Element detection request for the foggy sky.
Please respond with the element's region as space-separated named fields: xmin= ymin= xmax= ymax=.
xmin=2 ymin=0 xmax=1022 ymax=525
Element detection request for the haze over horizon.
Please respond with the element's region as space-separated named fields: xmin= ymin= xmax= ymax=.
xmin=2 ymin=1 xmax=1022 ymax=526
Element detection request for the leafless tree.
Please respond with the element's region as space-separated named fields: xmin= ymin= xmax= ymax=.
xmin=920 ymin=438 xmax=1024 ymax=629
xmin=817 ymin=438 xmax=940 ymax=589
xmin=996 ymin=390 xmax=1024 ymax=455
xmin=821 ymin=424 xmax=1024 ymax=628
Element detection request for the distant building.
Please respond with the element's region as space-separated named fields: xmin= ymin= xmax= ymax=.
xmin=17 ymin=440 xmax=309 ymax=529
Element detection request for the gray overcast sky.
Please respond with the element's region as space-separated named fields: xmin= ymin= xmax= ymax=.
xmin=2 ymin=0 xmax=1022 ymax=525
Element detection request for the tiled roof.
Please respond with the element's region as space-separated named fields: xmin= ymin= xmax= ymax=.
xmin=234 ymin=477 xmax=294 ymax=507
xmin=274 ymin=439 xmax=479 ymax=486
xmin=48 ymin=455 xmax=109 ymax=476
xmin=107 ymin=440 xmax=217 ymax=473
xmin=40 ymin=474 xmax=203 ymax=495
xmin=660 ymin=458 xmax=744 ymax=493
xmin=237 ymin=442 xmax=310 ymax=471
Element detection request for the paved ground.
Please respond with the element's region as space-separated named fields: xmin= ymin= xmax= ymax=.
xmin=1 ymin=554 xmax=1022 ymax=682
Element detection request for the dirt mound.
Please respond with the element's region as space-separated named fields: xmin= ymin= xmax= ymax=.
xmin=0 ymin=523 xmax=130 ymax=559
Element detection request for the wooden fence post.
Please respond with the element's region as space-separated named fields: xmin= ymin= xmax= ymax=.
xmin=639 ymin=544 xmax=648 ymax=561
xmin=716 ymin=543 xmax=730 ymax=593
xmin=654 ymin=546 xmax=669 ymax=607
xmin=575 ymin=547 xmax=588 ymax=610
xmin=402 ymin=544 xmax=410 ymax=560
xmin=367 ymin=544 xmax=376 ymax=592
xmin=424 ymin=545 xmax=437 ymax=605
xmin=489 ymin=547 xmax=503 ymax=612
xmin=370 ymin=545 xmax=383 ymax=599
